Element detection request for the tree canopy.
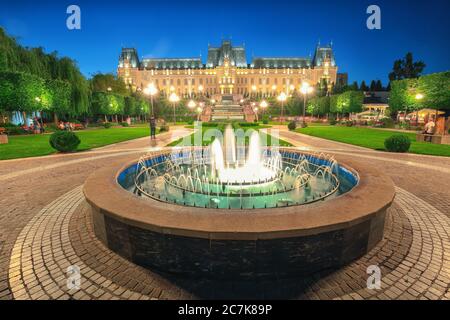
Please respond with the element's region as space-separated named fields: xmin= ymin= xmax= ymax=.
xmin=389 ymin=71 xmax=450 ymax=112
xmin=389 ymin=52 xmax=426 ymax=81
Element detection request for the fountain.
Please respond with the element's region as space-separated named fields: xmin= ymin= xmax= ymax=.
xmin=84 ymin=125 xmax=395 ymax=279
xmin=129 ymin=125 xmax=345 ymax=209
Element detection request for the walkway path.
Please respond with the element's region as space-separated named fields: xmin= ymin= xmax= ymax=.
xmin=0 ymin=126 xmax=449 ymax=300
xmin=0 ymin=128 xmax=191 ymax=300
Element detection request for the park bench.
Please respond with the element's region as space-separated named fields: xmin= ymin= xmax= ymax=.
xmin=73 ymin=123 xmax=84 ymax=130
xmin=416 ymin=133 xmax=450 ymax=145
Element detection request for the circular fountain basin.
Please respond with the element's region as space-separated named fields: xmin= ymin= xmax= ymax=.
xmin=84 ymin=148 xmax=395 ymax=279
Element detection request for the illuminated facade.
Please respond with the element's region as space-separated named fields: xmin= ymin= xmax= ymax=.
xmin=117 ymin=40 xmax=337 ymax=98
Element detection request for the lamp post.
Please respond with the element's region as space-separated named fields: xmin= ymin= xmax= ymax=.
xmin=260 ymin=100 xmax=268 ymax=119
xmin=169 ymin=92 xmax=180 ymax=125
xmin=415 ymin=93 xmax=424 ymax=126
xmin=144 ymin=83 xmax=158 ymax=117
xmin=253 ymin=107 xmax=259 ymax=122
xmin=251 ymin=85 xmax=257 ymax=98
xmin=196 ymin=104 xmax=203 ymax=122
xmin=277 ymin=92 xmax=287 ymax=124
xmin=35 ymin=97 xmax=44 ymax=132
xmin=271 ymin=85 xmax=277 ymax=97
xmin=300 ymin=82 xmax=314 ymax=126
xmin=198 ymin=102 xmax=205 ymax=121
xmin=198 ymin=85 xmax=204 ymax=97
xmin=188 ymin=99 xmax=196 ymax=121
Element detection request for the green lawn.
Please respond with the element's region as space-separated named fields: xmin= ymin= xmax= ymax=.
xmin=296 ymin=126 xmax=450 ymax=157
xmin=168 ymin=123 xmax=291 ymax=147
xmin=0 ymin=125 xmax=156 ymax=160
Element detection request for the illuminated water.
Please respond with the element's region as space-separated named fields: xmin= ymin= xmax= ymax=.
xmin=118 ymin=125 xmax=358 ymax=210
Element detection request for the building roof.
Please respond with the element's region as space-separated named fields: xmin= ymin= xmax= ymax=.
xmin=141 ymin=58 xmax=202 ymax=70
xmin=312 ymin=45 xmax=336 ymax=67
xmin=206 ymin=40 xmax=247 ymax=68
xmin=118 ymin=48 xmax=139 ymax=68
xmin=251 ymin=57 xmax=311 ymax=69
xmin=118 ymin=41 xmax=337 ymax=70
xmin=363 ymin=91 xmax=390 ymax=104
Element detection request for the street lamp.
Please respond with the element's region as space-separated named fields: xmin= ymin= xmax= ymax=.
xmin=169 ymin=92 xmax=180 ymax=124
xmin=415 ymin=93 xmax=424 ymax=125
xmin=34 ymin=97 xmax=44 ymax=131
xmin=260 ymin=100 xmax=268 ymax=119
xmin=277 ymin=92 xmax=287 ymax=124
xmin=253 ymin=107 xmax=259 ymax=122
xmin=300 ymin=82 xmax=314 ymax=126
xmin=251 ymin=85 xmax=257 ymax=97
xmin=188 ymin=99 xmax=196 ymax=109
xmin=198 ymin=85 xmax=204 ymax=96
xmin=271 ymin=85 xmax=277 ymax=97
xmin=187 ymin=99 xmax=196 ymax=120
xmin=144 ymin=83 xmax=158 ymax=117
xmin=196 ymin=106 xmax=203 ymax=121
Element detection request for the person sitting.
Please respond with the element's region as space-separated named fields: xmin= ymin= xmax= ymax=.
xmin=423 ymin=119 xmax=436 ymax=142
xmin=64 ymin=122 xmax=71 ymax=131
xmin=58 ymin=121 xmax=65 ymax=130
xmin=32 ymin=117 xmax=40 ymax=134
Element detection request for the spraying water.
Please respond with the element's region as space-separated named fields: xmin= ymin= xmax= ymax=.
xmin=210 ymin=125 xmax=279 ymax=183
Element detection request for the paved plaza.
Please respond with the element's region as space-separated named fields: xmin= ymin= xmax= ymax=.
xmin=0 ymin=127 xmax=449 ymax=300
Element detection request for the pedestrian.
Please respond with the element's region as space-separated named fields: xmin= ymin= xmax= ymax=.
xmin=150 ymin=116 xmax=156 ymax=140
xmin=423 ymin=119 xmax=435 ymax=142
xmin=33 ymin=117 xmax=40 ymax=134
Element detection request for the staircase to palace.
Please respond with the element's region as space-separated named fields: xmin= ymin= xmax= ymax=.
xmin=211 ymin=95 xmax=245 ymax=121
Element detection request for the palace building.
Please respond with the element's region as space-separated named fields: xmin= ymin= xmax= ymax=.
xmin=117 ymin=40 xmax=338 ymax=99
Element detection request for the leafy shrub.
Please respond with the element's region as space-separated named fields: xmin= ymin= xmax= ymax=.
xmin=5 ymin=126 xmax=27 ymax=135
xmin=202 ymin=122 xmax=219 ymax=127
xmin=262 ymin=119 xmax=269 ymax=125
xmin=329 ymin=119 xmax=337 ymax=125
xmin=160 ymin=125 xmax=169 ymax=132
xmin=45 ymin=124 xmax=59 ymax=133
xmin=379 ymin=117 xmax=395 ymax=128
xmin=288 ymin=121 xmax=297 ymax=131
xmin=49 ymin=131 xmax=80 ymax=152
xmin=384 ymin=135 xmax=411 ymax=153
xmin=300 ymin=122 xmax=308 ymax=128
xmin=120 ymin=122 xmax=129 ymax=127
xmin=0 ymin=122 xmax=19 ymax=128
xmin=187 ymin=120 xmax=194 ymax=125
xmin=239 ymin=122 xmax=259 ymax=127
xmin=103 ymin=122 xmax=112 ymax=129
xmin=345 ymin=121 xmax=354 ymax=127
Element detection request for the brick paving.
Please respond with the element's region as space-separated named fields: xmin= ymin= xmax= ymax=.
xmin=1 ymin=127 xmax=449 ymax=300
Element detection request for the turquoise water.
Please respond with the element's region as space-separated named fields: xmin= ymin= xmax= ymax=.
xmin=118 ymin=150 xmax=358 ymax=210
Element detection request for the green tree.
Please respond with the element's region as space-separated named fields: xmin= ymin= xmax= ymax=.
xmin=360 ymin=80 xmax=369 ymax=91
xmin=46 ymin=79 xmax=71 ymax=124
xmin=91 ymin=73 xmax=128 ymax=96
xmin=0 ymin=71 xmax=46 ymax=123
xmin=389 ymin=52 xmax=426 ymax=81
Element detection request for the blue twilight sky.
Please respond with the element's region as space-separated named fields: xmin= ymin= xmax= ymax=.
xmin=1 ymin=0 xmax=449 ymax=85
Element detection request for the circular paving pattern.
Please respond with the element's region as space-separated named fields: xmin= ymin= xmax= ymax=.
xmin=7 ymin=185 xmax=450 ymax=300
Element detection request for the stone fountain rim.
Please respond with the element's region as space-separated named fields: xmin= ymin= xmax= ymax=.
xmin=83 ymin=147 xmax=395 ymax=240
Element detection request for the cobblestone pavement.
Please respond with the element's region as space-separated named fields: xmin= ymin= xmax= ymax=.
xmin=1 ymin=127 xmax=449 ymax=300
